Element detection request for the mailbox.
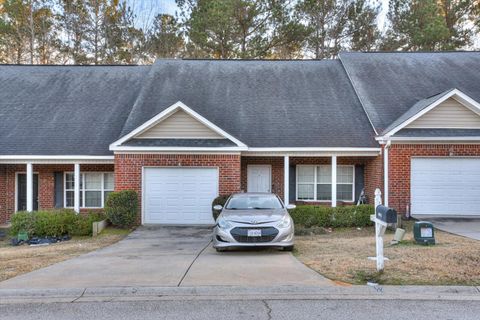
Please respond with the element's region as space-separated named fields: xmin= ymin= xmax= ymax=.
xmin=375 ymin=205 xmax=397 ymax=224
xmin=413 ymin=221 xmax=435 ymax=245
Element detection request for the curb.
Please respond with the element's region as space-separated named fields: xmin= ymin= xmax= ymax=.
xmin=1 ymin=285 xmax=479 ymax=304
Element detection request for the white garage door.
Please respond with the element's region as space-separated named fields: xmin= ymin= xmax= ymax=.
xmin=411 ymin=158 xmax=480 ymax=216
xmin=143 ymin=167 xmax=218 ymax=224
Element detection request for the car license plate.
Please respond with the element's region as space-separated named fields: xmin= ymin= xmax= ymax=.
xmin=247 ymin=229 xmax=262 ymax=237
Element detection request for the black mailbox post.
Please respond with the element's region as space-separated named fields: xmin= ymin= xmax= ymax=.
xmin=375 ymin=205 xmax=397 ymax=224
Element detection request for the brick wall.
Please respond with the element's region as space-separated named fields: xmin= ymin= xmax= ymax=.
xmin=114 ymin=153 xmax=241 ymax=223
xmin=0 ymin=165 xmax=6 ymax=224
xmin=0 ymin=163 xmax=113 ymax=223
xmin=364 ymin=152 xmax=383 ymax=205
xmin=388 ymin=144 xmax=480 ymax=215
xmin=240 ymin=156 xmax=382 ymax=206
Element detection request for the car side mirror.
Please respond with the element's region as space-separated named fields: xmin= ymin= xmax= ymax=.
xmin=213 ymin=205 xmax=223 ymax=211
xmin=286 ymin=204 xmax=296 ymax=210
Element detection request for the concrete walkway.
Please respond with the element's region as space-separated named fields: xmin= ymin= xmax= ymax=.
xmin=0 ymin=226 xmax=331 ymax=289
xmin=413 ymin=216 xmax=480 ymax=240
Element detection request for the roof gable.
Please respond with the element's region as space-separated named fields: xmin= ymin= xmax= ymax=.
xmin=406 ymin=97 xmax=480 ymax=129
xmin=381 ymin=88 xmax=480 ymax=137
xmin=110 ymin=101 xmax=247 ymax=150
xmin=136 ymin=109 xmax=223 ymax=139
xmin=339 ymin=51 xmax=480 ymax=134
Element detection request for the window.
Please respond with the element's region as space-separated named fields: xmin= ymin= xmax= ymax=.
xmin=296 ymin=165 xmax=354 ymax=202
xmin=65 ymin=172 xmax=114 ymax=208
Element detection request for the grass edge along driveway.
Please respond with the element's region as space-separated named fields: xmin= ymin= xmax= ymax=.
xmin=294 ymin=221 xmax=480 ymax=286
xmin=0 ymin=227 xmax=130 ymax=282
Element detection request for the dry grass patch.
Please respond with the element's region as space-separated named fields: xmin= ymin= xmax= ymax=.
xmin=294 ymin=222 xmax=480 ymax=285
xmin=0 ymin=227 xmax=131 ymax=282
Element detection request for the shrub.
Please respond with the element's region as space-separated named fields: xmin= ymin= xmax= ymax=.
xmin=10 ymin=209 xmax=104 ymax=237
xmin=104 ymin=190 xmax=138 ymax=228
xmin=212 ymin=194 xmax=231 ymax=220
xmin=289 ymin=205 xmax=374 ymax=228
xmin=10 ymin=211 xmax=36 ymax=236
xmin=70 ymin=211 xmax=105 ymax=236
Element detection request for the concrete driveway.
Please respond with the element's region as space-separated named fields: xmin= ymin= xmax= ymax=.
xmin=0 ymin=226 xmax=331 ymax=289
xmin=413 ymin=217 xmax=480 ymax=240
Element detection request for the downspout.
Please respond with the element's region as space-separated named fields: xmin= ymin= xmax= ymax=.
xmin=384 ymin=140 xmax=392 ymax=207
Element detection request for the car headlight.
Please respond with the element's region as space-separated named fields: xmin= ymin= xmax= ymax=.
xmin=217 ymin=217 xmax=233 ymax=230
xmin=276 ymin=215 xmax=292 ymax=228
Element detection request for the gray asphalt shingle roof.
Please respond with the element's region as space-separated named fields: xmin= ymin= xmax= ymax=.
xmin=120 ymin=59 xmax=378 ymax=148
xmin=339 ymin=52 xmax=480 ymax=135
xmin=3 ymin=52 xmax=480 ymax=156
xmin=0 ymin=65 xmax=150 ymax=155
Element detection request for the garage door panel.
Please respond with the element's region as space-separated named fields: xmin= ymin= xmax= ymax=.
xmin=144 ymin=167 xmax=218 ymax=224
xmin=411 ymin=158 xmax=480 ymax=216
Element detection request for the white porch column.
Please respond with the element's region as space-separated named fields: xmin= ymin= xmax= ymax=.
xmin=74 ymin=163 xmax=81 ymax=213
xmin=26 ymin=162 xmax=33 ymax=212
xmin=331 ymin=155 xmax=337 ymax=207
xmin=284 ymin=155 xmax=289 ymax=205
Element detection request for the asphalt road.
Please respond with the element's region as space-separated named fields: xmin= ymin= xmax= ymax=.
xmin=2 ymin=299 xmax=480 ymax=320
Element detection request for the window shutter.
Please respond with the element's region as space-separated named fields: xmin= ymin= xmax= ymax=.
xmin=289 ymin=164 xmax=296 ymax=203
xmin=354 ymin=165 xmax=364 ymax=203
xmin=54 ymin=172 xmax=64 ymax=208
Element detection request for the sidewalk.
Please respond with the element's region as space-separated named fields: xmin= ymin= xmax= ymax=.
xmin=1 ymin=285 xmax=479 ymax=304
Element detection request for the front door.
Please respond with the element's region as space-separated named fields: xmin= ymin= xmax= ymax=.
xmin=17 ymin=174 xmax=39 ymax=211
xmin=247 ymin=165 xmax=271 ymax=193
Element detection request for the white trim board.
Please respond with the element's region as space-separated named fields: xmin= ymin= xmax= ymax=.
xmin=110 ymin=101 xmax=247 ymax=150
xmin=0 ymin=155 xmax=114 ymax=164
xmin=111 ymin=146 xmax=248 ymax=152
xmin=376 ymin=136 xmax=480 ymax=142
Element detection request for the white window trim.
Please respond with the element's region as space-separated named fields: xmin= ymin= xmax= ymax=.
xmin=295 ymin=165 xmax=355 ymax=202
xmin=64 ymin=172 xmax=114 ymax=209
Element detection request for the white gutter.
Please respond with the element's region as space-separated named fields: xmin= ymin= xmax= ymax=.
xmin=246 ymin=147 xmax=381 ymax=152
xmin=0 ymin=155 xmax=114 ymax=164
xmin=384 ymin=140 xmax=391 ymax=207
xmin=376 ymin=136 xmax=480 ymax=142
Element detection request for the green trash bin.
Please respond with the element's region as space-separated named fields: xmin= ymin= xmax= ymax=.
xmin=17 ymin=231 xmax=29 ymax=242
xmin=413 ymin=221 xmax=435 ymax=245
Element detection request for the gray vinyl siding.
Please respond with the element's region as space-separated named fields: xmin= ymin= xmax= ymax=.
xmin=136 ymin=110 xmax=223 ymax=139
xmin=406 ymin=98 xmax=480 ymax=129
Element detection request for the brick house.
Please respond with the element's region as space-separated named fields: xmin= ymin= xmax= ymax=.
xmin=1 ymin=52 xmax=480 ymax=225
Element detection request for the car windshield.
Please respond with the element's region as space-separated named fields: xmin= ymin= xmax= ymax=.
xmin=225 ymin=195 xmax=283 ymax=210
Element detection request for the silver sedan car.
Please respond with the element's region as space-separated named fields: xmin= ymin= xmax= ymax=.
xmin=212 ymin=193 xmax=295 ymax=252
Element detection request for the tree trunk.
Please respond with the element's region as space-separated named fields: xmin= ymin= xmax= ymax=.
xmin=29 ymin=1 xmax=35 ymax=64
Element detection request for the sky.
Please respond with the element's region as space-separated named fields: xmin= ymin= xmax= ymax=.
xmin=127 ymin=0 xmax=391 ymax=31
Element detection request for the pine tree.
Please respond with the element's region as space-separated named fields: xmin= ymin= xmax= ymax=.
xmin=382 ymin=0 xmax=451 ymax=51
